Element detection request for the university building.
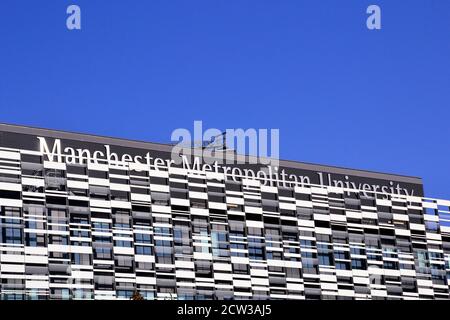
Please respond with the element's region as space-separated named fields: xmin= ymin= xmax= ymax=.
xmin=0 ymin=123 xmax=449 ymax=300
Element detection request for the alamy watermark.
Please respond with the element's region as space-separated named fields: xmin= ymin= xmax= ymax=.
xmin=367 ymin=5 xmax=381 ymax=30
xmin=66 ymin=5 xmax=81 ymax=30
xmin=65 ymin=4 xmax=381 ymax=31
xmin=170 ymin=121 xmax=280 ymax=167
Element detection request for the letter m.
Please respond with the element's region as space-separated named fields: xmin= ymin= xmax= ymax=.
xmin=226 ymin=128 xmax=258 ymax=160
xmin=38 ymin=137 xmax=62 ymax=162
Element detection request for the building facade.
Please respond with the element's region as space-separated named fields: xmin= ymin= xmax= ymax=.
xmin=0 ymin=124 xmax=449 ymax=300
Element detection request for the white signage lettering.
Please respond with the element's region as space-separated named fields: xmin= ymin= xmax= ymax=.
xmin=37 ymin=137 xmax=415 ymax=198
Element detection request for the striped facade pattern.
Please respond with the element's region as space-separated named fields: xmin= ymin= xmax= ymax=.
xmin=0 ymin=146 xmax=450 ymax=300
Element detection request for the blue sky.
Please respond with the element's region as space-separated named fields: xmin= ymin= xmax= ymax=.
xmin=0 ymin=1 xmax=449 ymax=198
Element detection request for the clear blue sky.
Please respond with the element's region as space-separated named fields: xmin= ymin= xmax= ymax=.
xmin=0 ymin=1 xmax=449 ymax=198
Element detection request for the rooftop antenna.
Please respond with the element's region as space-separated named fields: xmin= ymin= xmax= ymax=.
xmin=202 ymin=132 xmax=235 ymax=154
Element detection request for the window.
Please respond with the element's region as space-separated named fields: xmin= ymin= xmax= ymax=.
xmin=151 ymin=192 xmax=170 ymax=206
xmin=89 ymin=170 xmax=108 ymax=179
xmin=335 ymin=262 xmax=350 ymax=270
xmin=300 ymin=240 xmax=315 ymax=248
xmin=70 ymin=214 xmax=89 ymax=225
xmin=350 ymin=247 xmax=365 ymax=256
xmin=136 ymin=246 xmax=153 ymax=255
xmin=195 ymin=261 xmax=213 ymax=278
xmin=318 ymin=252 xmax=333 ymax=266
xmin=425 ymin=221 xmax=439 ymax=232
xmin=69 ymin=188 xmax=88 ymax=197
xmin=190 ymin=199 xmax=207 ymax=209
xmin=173 ymin=226 xmax=190 ymax=247
xmin=21 ymin=159 xmax=43 ymax=176
xmin=92 ymin=222 xmax=110 ymax=230
xmin=115 ymin=255 xmax=134 ymax=272
xmin=114 ymin=240 xmax=133 ymax=247
xmin=90 ymin=186 xmax=109 ymax=200
xmin=232 ymin=263 xmax=248 ymax=274
xmin=25 ymin=233 xmax=46 ymax=247
xmin=295 ymin=193 xmax=311 ymax=201
xmin=92 ymin=236 xmax=111 ymax=244
xmin=71 ymin=229 xmax=90 ymax=238
xmin=351 ymin=259 xmax=366 ymax=270
xmin=45 ymin=169 xmax=66 ymax=191
xmin=72 ymin=253 xmax=91 ymax=265
xmin=51 ymin=289 xmax=70 ymax=300
xmin=429 ymin=251 xmax=443 ymax=260
xmin=2 ymin=227 xmax=22 ymax=244
xmin=334 ymin=250 xmax=349 ymax=260
xmin=116 ymin=290 xmax=133 ymax=299
xmin=67 ymin=165 xmax=86 ymax=175
xmin=94 ymin=247 xmax=112 ymax=260
xmin=416 ymin=250 xmax=428 ymax=268
xmin=383 ymin=261 xmax=398 ymax=270
xmin=226 ymin=182 xmax=242 ymax=192
xmin=211 ymin=231 xmax=229 ymax=258
xmin=155 ymin=241 xmax=173 ymax=264
xmin=73 ymin=289 xmax=93 ymax=300
xmin=113 ymin=213 xmax=131 ymax=229
xmin=111 ymin=190 xmax=129 ymax=201
xmin=302 ymin=258 xmax=317 ymax=274
xmin=151 ymin=176 xmax=168 ymax=185
xmin=208 ymin=194 xmax=225 ymax=203
xmin=0 ymin=190 xmax=21 ymax=199
xmin=282 ymin=231 xmax=298 ymax=242
xmin=135 ymin=233 xmax=152 ymax=243
xmin=154 ymin=227 xmax=171 ymax=235
xmin=248 ymin=245 xmax=265 ymax=260
xmin=49 ymin=235 xmax=69 ymax=245
xmin=401 ymin=278 xmax=417 ymax=293
xmin=48 ymin=209 xmax=67 ymax=221
xmin=286 ymin=267 xmax=301 ymax=278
